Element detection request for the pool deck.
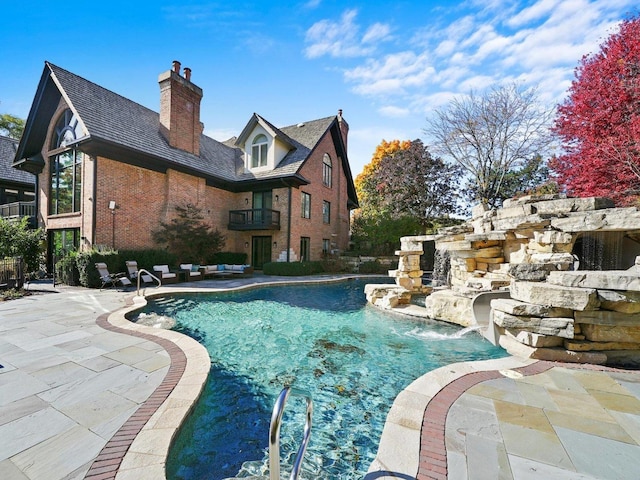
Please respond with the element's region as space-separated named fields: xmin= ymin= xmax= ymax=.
xmin=1 ymin=276 xmax=639 ymax=479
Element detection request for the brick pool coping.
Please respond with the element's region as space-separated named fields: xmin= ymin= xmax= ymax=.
xmin=78 ymin=281 xmax=640 ymax=479
xmin=82 ymin=276 xmax=363 ymax=479
xmin=416 ymin=360 xmax=640 ymax=480
xmin=83 ymin=294 xmax=210 ymax=480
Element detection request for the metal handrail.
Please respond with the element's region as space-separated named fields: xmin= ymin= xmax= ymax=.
xmin=269 ymin=386 xmax=313 ymax=480
xmin=136 ymin=268 xmax=161 ymax=296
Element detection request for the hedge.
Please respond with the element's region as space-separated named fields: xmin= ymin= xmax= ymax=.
xmin=210 ymin=252 xmax=248 ymax=265
xmin=56 ymin=249 xmax=252 ymax=288
xmin=262 ymin=261 xmax=325 ymax=276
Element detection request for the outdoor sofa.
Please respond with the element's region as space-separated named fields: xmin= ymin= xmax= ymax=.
xmin=201 ymin=264 xmax=254 ymax=278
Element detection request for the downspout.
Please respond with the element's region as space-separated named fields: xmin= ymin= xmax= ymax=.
xmin=92 ymin=156 xmax=97 ymax=246
xmin=33 ymin=174 xmax=39 ymax=229
xmin=287 ymin=186 xmax=292 ymax=262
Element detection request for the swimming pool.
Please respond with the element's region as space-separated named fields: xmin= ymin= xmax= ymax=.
xmin=132 ymin=279 xmax=506 ymax=479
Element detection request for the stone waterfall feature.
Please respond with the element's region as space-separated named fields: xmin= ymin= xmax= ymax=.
xmin=368 ymin=194 xmax=640 ymax=367
xmin=364 ymin=236 xmax=432 ymax=309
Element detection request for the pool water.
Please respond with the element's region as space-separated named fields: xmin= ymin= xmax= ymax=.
xmin=133 ymin=280 xmax=506 ymax=479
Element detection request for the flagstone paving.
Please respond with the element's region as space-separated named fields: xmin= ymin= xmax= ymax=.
xmin=2 ymin=278 xmax=640 ymax=480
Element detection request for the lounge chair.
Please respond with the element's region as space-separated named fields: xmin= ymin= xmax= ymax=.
xmin=126 ymin=260 xmax=154 ymax=284
xmin=180 ymin=263 xmax=203 ymax=281
xmin=95 ymin=262 xmax=132 ymax=290
xmin=153 ymin=264 xmax=179 ymax=284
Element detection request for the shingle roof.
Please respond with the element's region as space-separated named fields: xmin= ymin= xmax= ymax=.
xmin=45 ymin=63 xmax=335 ymax=185
xmin=0 ymin=135 xmax=34 ymax=186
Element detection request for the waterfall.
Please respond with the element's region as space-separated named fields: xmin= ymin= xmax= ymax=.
xmin=431 ymin=249 xmax=450 ymax=287
xmin=574 ymin=232 xmax=625 ymax=271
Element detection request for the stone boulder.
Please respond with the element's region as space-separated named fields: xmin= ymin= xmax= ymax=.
xmin=510 ymin=280 xmax=600 ymax=311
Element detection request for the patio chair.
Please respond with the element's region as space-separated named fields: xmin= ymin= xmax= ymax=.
xmin=126 ymin=260 xmax=153 ymax=284
xmin=153 ymin=264 xmax=179 ymax=284
xmin=95 ymin=263 xmax=132 ymax=290
xmin=180 ymin=263 xmax=203 ymax=281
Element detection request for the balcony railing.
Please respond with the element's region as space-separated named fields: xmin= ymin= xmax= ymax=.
xmin=228 ymin=208 xmax=280 ymax=230
xmin=0 ymin=202 xmax=36 ymax=226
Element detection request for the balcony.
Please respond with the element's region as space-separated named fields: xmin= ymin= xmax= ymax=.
xmin=0 ymin=202 xmax=36 ymax=227
xmin=228 ymin=208 xmax=280 ymax=231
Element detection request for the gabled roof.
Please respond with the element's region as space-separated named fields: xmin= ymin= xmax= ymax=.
xmin=14 ymin=61 xmax=358 ymax=205
xmin=0 ymin=135 xmax=34 ymax=186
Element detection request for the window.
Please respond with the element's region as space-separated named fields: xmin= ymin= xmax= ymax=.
xmin=300 ymin=237 xmax=310 ymax=262
xmin=49 ymin=110 xmax=83 ymax=215
xmin=252 ymin=190 xmax=272 ymax=225
xmin=50 ymin=228 xmax=79 ymax=257
xmin=251 ymin=134 xmax=268 ymax=168
xmin=322 ymin=200 xmax=330 ymax=224
xmin=322 ymin=153 xmax=332 ymax=187
xmin=322 ymin=239 xmax=330 ymax=254
xmin=301 ymin=192 xmax=311 ymax=219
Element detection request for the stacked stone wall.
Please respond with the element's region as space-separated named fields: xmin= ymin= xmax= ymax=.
xmin=405 ymin=194 xmax=640 ymax=366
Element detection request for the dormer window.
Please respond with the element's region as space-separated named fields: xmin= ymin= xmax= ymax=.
xmin=251 ymin=134 xmax=268 ymax=168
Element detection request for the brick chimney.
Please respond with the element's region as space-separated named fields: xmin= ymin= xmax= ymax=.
xmin=337 ymin=108 xmax=348 ymax=150
xmin=158 ymin=60 xmax=204 ymax=155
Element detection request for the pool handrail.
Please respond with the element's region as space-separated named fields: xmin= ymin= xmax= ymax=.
xmin=136 ymin=268 xmax=161 ymax=296
xmin=269 ymin=386 xmax=313 ymax=480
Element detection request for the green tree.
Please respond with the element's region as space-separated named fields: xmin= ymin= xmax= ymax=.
xmin=155 ymin=203 xmax=226 ymax=263
xmin=351 ymin=139 xmax=462 ymax=255
xmin=355 ymin=139 xmax=411 ymax=220
xmin=0 ymin=217 xmax=45 ymax=273
xmin=425 ymin=83 xmax=554 ymax=208
xmin=375 ymin=139 xmax=462 ymax=228
xmin=351 ymin=215 xmax=423 ymax=256
xmin=0 ymin=113 xmax=25 ymax=139
xmin=463 ymin=155 xmax=556 ymax=206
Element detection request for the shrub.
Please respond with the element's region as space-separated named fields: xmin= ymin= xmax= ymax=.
xmin=210 ymin=252 xmax=248 ymax=265
xmin=319 ymin=256 xmax=350 ymax=273
xmin=0 ymin=217 xmax=45 ymax=274
xmin=358 ymin=260 xmax=389 ymax=274
xmin=119 ymin=249 xmax=177 ymax=273
xmin=155 ymin=204 xmax=225 ymax=262
xmin=262 ymin=261 xmax=324 ymax=276
xmin=75 ymin=250 xmax=122 ymax=288
xmin=55 ymin=252 xmax=80 ymax=286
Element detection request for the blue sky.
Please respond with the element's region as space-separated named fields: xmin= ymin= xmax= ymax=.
xmin=1 ymin=0 xmax=637 ymax=180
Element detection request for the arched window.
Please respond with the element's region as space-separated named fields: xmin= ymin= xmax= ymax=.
xmin=251 ymin=134 xmax=268 ymax=168
xmin=322 ymin=153 xmax=332 ymax=187
xmin=49 ymin=109 xmax=83 ymax=215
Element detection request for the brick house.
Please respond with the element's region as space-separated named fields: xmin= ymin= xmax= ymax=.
xmin=13 ymin=61 xmax=358 ymax=270
xmin=0 ymin=135 xmax=36 ymax=225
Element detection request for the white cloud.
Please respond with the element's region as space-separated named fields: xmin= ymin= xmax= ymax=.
xmin=304 ymin=0 xmax=322 ymax=9
xmin=304 ymin=9 xmax=391 ymax=59
xmin=378 ymin=105 xmax=410 ymax=118
xmin=345 ymin=51 xmax=435 ymax=96
xmin=507 ymin=0 xmax=561 ymax=27
xmin=458 ymin=74 xmax=497 ymax=92
xmin=309 ymin=0 xmax=636 ymax=137
xmin=362 ymin=22 xmax=392 ymax=44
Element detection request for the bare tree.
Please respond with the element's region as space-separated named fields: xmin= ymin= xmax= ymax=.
xmin=424 ymin=83 xmax=554 ymax=208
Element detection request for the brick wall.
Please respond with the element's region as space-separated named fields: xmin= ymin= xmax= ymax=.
xmin=290 ymin=131 xmax=351 ymax=261
xmin=94 ymin=158 xmax=235 ymax=251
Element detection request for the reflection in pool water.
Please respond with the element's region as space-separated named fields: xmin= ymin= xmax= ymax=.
xmin=133 ymin=279 xmax=506 ymax=479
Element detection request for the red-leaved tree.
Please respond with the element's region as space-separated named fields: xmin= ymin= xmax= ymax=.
xmin=552 ymin=15 xmax=640 ymax=205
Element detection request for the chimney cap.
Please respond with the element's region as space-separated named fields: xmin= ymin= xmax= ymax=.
xmin=172 ymin=60 xmax=181 ymax=73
